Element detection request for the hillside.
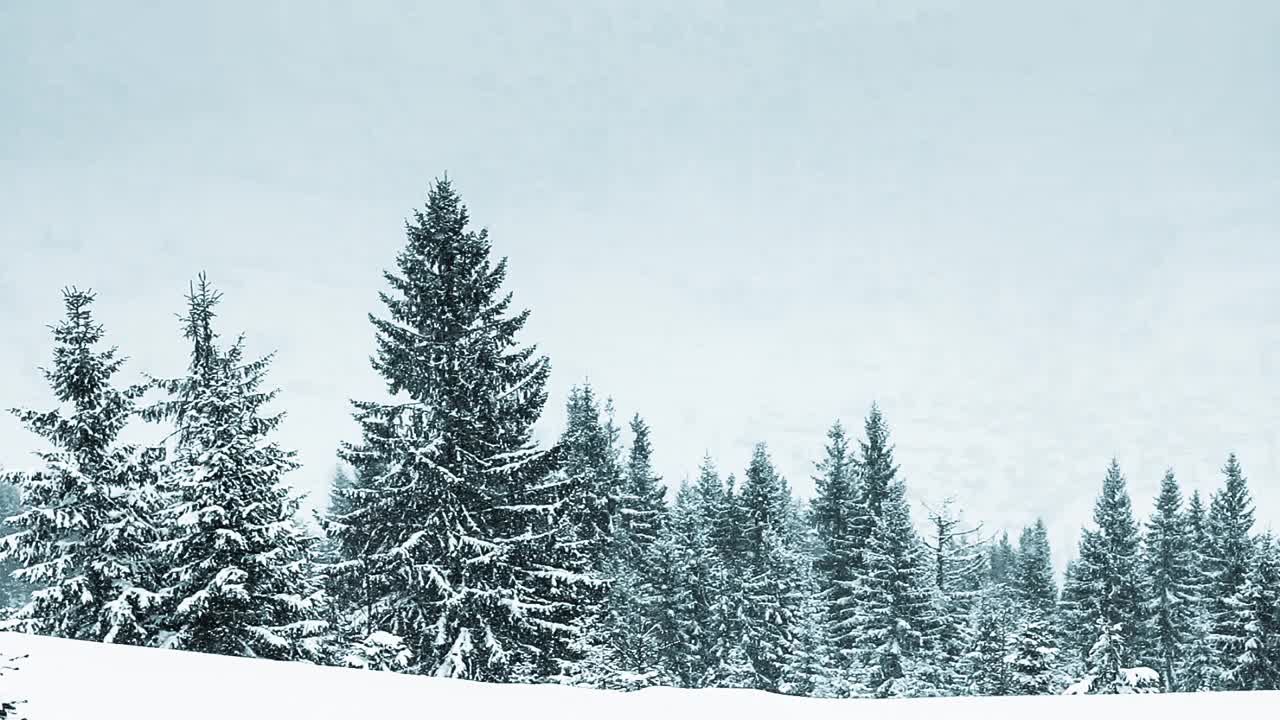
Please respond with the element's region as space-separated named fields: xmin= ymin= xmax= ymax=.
xmin=1 ymin=632 xmax=1275 ymax=719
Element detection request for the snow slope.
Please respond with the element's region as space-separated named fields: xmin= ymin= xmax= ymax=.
xmin=1 ymin=631 xmax=1274 ymax=719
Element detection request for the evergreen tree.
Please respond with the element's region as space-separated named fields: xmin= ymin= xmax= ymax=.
xmin=837 ymin=403 xmax=905 ymax=675
xmin=1142 ymin=469 xmax=1194 ymax=690
xmin=329 ymin=179 xmax=593 ymax=682
xmin=1056 ymin=558 xmax=1088 ymax=679
xmin=0 ymin=289 xmax=162 ymax=644
xmin=1205 ymin=453 xmax=1256 ymax=684
xmin=1004 ymin=615 xmax=1060 ymax=695
xmin=1065 ymin=620 xmax=1160 ymax=695
xmin=962 ymin=591 xmax=1013 ymax=696
xmin=577 ymin=414 xmax=668 ymax=688
xmin=1013 ymin=519 xmax=1057 ymax=619
xmin=850 ymin=479 xmax=937 ymax=697
xmin=344 ymin=630 xmax=414 ymax=672
xmin=650 ymin=479 xmax=720 ymax=687
xmin=145 ymin=277 xmax=325 ymax=660
xmin=706 ymin=469 xmax=749 ymax=685
xmin=1219 ymin=534 xmax=1280 ymax=691
xmin=0 ymin=481 xmax=29 ymax=614
xmin=808 ymin=421 xmax=858 ymax=666
xmin=848 ymin=404 xmax=898 ymax=555
xmin=558 ymin=385 xmax=624 ymax=572
xmin=921 ymin=499 xmax=986 ymax=693
xmin=988 ymin=532 xmax=1018 ymax=587
xmin=736 ymin=444 xmax=805 ymax=693
xmin=1179 ymin=604 xmax=1219 ymax=693
xmin=1177 ymin=488 xmax=1215 ymax=689
xmin=779 ymin=583 xmax=835 ymax=697
xmin=616 ymin=414 xmax=666 ymax=556
xmin=314 ymin=464 xmax=376 ymax=659
xmin=1061 ymin=459 xmax=1146 ymax=669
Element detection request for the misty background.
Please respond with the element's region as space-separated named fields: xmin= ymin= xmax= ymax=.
xmin=2 ymin=1 xmax=1278 ymax=572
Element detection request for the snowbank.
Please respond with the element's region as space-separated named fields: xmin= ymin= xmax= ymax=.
xmin=1 ymin=631 xmax=1275 ymax=719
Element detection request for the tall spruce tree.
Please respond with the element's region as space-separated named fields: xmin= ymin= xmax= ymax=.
xmin=850 ymin=479 xmax=937 ymax=697
xmin=1177 ymin=488 xmax=1215 ymax=689
xmin=650 ymin=472 xmax=722 ymax=687
xmin=779 ymin=568 xmax=835 ymax=698
xmin=1219 ymin=533 xmax=1279 ymax=690
xmin=145 ymin=277 xmax=324 ymax=660
xmin=1013 ymin=519 xmax=1057 ymax=619
xmin=616 ymin=415 xmax=666 ymax=556
xmin=849 ymin=404 xmax=898 ymax=552
xmin=1142 ymin=469 xmax=1194 ymax=690
xmin=809 ymin=421 xmax=858 ymax=667
xmin=329 ymin=179 xmax=593 ymax=682
xmin=1205 ymin=453 xmax=1256 ymax=686
xmin=837 ymin=404 xmax=903 ymax=668
xmin=558 ymin=385 xmax=624 ymax=572
xmin=1004 ymin=519 xmax=1061 ymax=695
xmin=736 ymin=444 xmax=806 ymax=693
xmin=1061 ymin=460 xmax=1146 ymax=671
xmin=0 ymin=289 xmax=162 ymax=644
xmin=575 ymin=412 xmax=667 ymax=687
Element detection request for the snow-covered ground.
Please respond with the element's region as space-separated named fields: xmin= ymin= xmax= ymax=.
xmin=1 ymin=631 xmax=1274 ymax=719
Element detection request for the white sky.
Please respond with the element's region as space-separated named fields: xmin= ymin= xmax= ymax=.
xmin=3 ymin=1 xmax=1278 ymax=572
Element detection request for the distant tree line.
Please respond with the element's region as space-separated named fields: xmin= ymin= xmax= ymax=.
xmin=2 ymin=178 xmax=1276 ymax=698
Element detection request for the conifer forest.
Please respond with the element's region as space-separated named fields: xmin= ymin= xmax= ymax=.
xmin=2 ymin=178 xmax=1278 ymax=700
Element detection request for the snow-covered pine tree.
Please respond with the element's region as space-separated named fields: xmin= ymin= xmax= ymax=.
xmin=921 ymin=499 xmax=987 ymax=693
xmin=706 ymin=468 xmax=750 ymax=685
xmin=1056 ymin=558 xmax=1087 ymax=679
xmin=988 ymin=532 xmax=1017 ymax=587
xmin=850 ymin=479 xmax=938 ymax=697
xmin=1060 ymin=460 xmax=1146 ymax=670
xmin=649 ymin=476 xmax=720 ymax=688
xmin=1205 ymin=453 xmax=1256 ymax=686
xmin=344 ymin=630 xmax=414 ymax=672
xmin=736 ymin=444 xmax=806 ymax=693
xmin=1013 ymin=519 xmax=1057 ymax=619
xmin=1184 ymin=489 xmax=1211 ymax=602
xmin=312 ymin=464 xmax=377 ymax=664
xmin=779 ymin=579 xmax=835 ymax=697
xmin=1064 ymin=620 xmax=1160 ymax=695
xmin=574 ymin=413 xmax=668 ymax=688
xmin=962 ymin=592 xmax=1012 ymax=696
xmin=1176 ymin=488 xmax=1216 ymax=690
xmin=145 ymin=277 xmax=325 ymax=661
xmin=616 ymin=414 xmax=667 ymax=558
xmin=1004 ymin=615 xmax=1060 ymax=695
xmin=848 ymin=404 xmax=897 ymax=557
xmin=1178 ymin=606 xmax=1219 ymax=693
xmin=809 ymin=421 xmax=858 ymax=671
xmin=558 ymin=384 xmax=624 ymax=572
xmin=0 ymin=289 xmax=163 ymax=645
xmin=1142 ymin=469 xmax=1194 ymax=691
xmin=330 ymin=179 xmax=594 ymax=682
xmin=1003 ymin=520 xmax=1062 ymax=695
xmin=1219 ymin=533 xmax=1280 ymax=691
xmin=0 ymin=481 xmax=29 ymax=615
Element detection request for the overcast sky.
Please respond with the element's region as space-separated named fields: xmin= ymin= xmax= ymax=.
xmin=3 ymin=1 xmax=1278 ymax=571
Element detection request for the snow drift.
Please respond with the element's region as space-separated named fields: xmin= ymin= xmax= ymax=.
xmin=1 ymin=631 xmax=1275 ymax=719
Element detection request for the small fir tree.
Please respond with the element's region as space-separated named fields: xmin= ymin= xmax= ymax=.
xmin=0 ymin=289 xmax=163 ymax=645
